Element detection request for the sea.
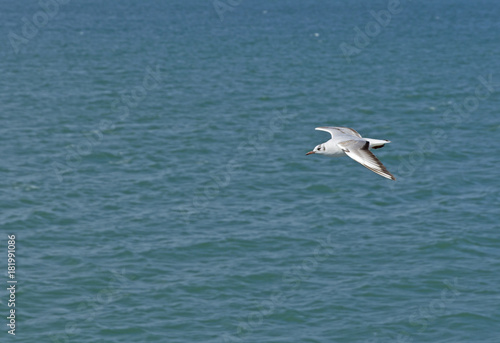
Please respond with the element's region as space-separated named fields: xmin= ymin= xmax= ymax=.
xmin=1 ymin=0 xmax=499 ymax=342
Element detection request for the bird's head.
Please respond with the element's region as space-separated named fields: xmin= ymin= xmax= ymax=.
xmin=306 ymin=143 xmax=326 ymax=155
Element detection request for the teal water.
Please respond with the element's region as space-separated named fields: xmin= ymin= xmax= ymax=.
xmin=1 ymin=0 xmax=499 ymax=342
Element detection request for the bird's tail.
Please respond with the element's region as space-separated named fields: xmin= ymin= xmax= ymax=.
xmin=365 ymin=138 xmax=390 ymax=150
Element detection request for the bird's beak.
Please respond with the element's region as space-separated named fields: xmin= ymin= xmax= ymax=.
xmin=306 ymin=151 xmax=315 ymax=155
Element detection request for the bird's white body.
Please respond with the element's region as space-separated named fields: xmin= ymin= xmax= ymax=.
xmin=320 ymin=136 xmax=389 ymax=157
xmin=307 ymin=127 xmax=395 ymax=180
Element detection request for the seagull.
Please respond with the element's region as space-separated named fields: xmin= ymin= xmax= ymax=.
xmin=306 ymin=127 xmax=396 ymax=180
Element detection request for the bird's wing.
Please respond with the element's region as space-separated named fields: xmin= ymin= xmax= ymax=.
xmin=315 ymin=127 xmax=362 ymax=139
xmin=337 ymin=140 xmax=396 ymax=180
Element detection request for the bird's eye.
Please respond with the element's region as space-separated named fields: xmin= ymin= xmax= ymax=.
xmin=317 ymin=147 xmax=321 ymax=150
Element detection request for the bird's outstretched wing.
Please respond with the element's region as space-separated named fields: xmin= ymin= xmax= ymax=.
xmin=337 ymin=140 xmax=396 ymax=180
xmin=315 ymin=127 xmax=362 ymax=139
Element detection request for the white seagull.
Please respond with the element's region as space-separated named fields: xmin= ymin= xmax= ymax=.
xmin=306 ymin=127 xmax=396 ymax=180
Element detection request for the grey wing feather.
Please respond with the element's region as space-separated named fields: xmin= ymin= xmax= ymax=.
xmin=338 ymin=140 xmax=396 ymax=180
xmin=315 ymin=126 xmax=362 ymax=139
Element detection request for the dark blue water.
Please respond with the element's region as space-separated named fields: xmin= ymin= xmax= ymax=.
xmin=1 ymin=0 xmax=499 ymax=342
